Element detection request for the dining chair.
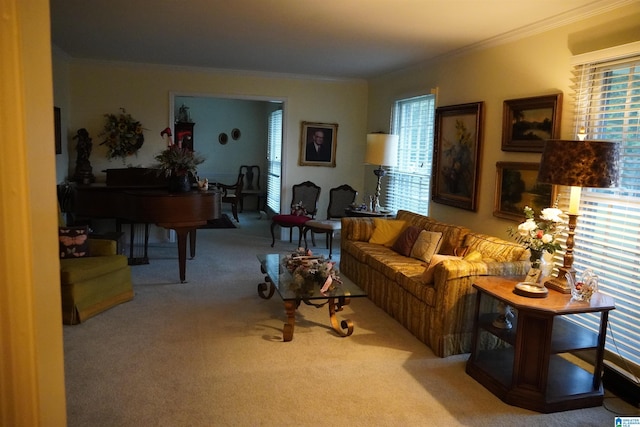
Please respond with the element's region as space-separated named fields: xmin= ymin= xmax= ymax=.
xmin=270 ymin=181 xmax=321 ymax=248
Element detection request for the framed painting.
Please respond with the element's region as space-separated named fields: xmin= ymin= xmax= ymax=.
xmin=432 ymin=102 xmax=484 ymax=211
xmin=493 ymin=162 xmax=558 ymax=221
xmin=299 ymin=121 xmax=338 ymax=167
xmin=54 ymin=106 xmax=62 ymax=154
xmin=501 ymin=93 xmax=562 ymax=152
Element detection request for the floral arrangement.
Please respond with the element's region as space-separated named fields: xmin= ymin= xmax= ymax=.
xmin=99 ymin=108 xmax=145 ymax=161
xmin=508 ymin=205 xmax=565 ymax=256
xmin=154 ymin=144 xmax=205 ymax=177
xmin=284 ymin=248 xmax=341 ymax=295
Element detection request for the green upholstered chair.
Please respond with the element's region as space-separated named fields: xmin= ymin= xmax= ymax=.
xmin=58 ymin=203 xmax=133 ymax=325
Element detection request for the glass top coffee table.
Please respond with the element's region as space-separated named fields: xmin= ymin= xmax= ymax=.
xmin=257 ymin=253 xmax=367 ymax=341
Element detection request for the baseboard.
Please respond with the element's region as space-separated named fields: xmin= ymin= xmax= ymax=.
xmin=603 ymin=362 xmax=640 ymax=407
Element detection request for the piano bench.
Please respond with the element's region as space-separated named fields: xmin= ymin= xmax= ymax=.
xmin=60 ymin=243 xmax=133 ymax=325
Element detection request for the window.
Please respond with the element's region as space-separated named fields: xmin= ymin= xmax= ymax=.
xmin=570 ymin=53 xmax=640 ymax=371
xmin=385 ymin=94 xmax=436 ymax=214
xmin=266 ymin=109 xmax=282 ymax=213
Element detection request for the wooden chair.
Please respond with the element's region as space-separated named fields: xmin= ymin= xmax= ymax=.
xmin=216 ymin=173 xmax=244 ymax=222
xmin=238 ymin=165 xmax=266 ymax=212
xmin=270 ymin=181 xmax=321 ymax=248
xmin=303 ymin=184 xmax=357 ymax=259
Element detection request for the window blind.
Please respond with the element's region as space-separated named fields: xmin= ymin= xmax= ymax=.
xmin=385 ymin=94 xmax=436 ymax=214
xmin=266 ymin=109 xmax=282 ymax=213
xmin=569 ymin=54 xmax=640 ymax=371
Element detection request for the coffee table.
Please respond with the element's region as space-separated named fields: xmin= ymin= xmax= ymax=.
xmin=257 ymin=253 xmax=367 ymax=341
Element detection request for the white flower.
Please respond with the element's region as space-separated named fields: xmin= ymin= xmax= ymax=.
xmin=540 ymin=207 xmax=564 ymax=223
xmin=541 ymin=233 xmax=554 ymax=244
xmin=517 ymin=219 xmax=537 ymax=236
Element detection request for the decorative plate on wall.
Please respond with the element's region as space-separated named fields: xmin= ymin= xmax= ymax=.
xmin=231 ymin=128 xmax=241 ymax=140
xmin=218 ymin=133 xmax=228 ymax=145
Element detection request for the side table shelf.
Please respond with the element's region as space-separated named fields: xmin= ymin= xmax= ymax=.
xmin=466 ymin=276 xmax=615 ymax=413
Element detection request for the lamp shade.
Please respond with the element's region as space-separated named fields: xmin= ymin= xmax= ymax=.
xmin=365 ymin=133 xmax=398 ymax=166
xmin=537 ymin=139 xmax=620 ymax=188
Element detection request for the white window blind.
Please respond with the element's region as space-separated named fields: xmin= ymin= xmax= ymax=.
xmin=266 ymin=109 xmax=282 ymax=213
xmin=385 ymin=94 xmax=436 ymax=214
xmin=570 ymin=54 xmax=640 ymax=370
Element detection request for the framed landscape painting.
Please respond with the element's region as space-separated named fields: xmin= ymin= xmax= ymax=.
xmin=432 ymin=102 xmax=484 ymax=211
xmin=501 ymin=93 xmax=562 ymax=152
xmin=493 ymin=161 xmax=557 ymax=221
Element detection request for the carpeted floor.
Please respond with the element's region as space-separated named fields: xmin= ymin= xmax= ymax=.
xmin=63 ymin=210 xmax=638 ymax=426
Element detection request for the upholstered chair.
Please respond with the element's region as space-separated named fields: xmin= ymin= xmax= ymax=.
xmin=303 ymin=184 xmax=357 ymax=259
xmin=270 ymin=181 xmax=321 ymax=248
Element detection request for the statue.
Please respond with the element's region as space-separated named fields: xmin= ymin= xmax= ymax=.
xmin=73 ymin=128 xmax=95 ymax=184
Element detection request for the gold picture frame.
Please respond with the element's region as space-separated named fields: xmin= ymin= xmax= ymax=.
xmin=493 ymin=162 xmax=558 ymax=221
xmin=501 ymin=93 xmax=562 ymax=152
xmin=299 ymin=121 xmax=338 ymax=167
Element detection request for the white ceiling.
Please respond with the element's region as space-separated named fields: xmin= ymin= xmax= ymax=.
xmin=50 ymin=0 xmax=628 ymax=79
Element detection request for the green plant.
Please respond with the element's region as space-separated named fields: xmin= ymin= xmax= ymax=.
xmin=154 ymin=145 xmax=205 ymax=177
xmin=99 ymin=108 xmax=145 ymax=161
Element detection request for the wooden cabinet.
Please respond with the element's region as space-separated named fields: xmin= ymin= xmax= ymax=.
xmin=174 ymin=122 xmax=195 ymax=151
xmin=466 ymin=276 xmax=615 ymax=413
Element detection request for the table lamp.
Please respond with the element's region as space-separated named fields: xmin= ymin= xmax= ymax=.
xmin=537 ymin=139 xmax=620 ymax=293
xmin=365 ymin=133 xmax=398 ymax=212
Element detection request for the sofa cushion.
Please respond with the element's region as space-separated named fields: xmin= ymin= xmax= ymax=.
xmin=396 ymin=210 xmax=469 ymax=255
xmin=391 ymin=225 xmax=422 ymax=256
xmin=463 ymin=233 xmax=527 ymax=262
xmin=369 ymin=219 xmax=407 ymax=247
xmin=60 ymin=254 xmax=129 ymax=284
xmin=422 ymin=254 xmax=462 ymax=283
xmin=59 ymin=225 xmax=90 ymax=258
xmin=410 ymin=230 xmax=443 ymax=262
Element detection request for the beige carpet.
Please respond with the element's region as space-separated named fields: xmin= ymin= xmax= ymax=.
xmin=63 ymin=210 xmax=637 ymax=426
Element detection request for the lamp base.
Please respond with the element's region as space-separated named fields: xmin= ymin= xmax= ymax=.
xmin=543 ymin=276 xmax=572 ymax=294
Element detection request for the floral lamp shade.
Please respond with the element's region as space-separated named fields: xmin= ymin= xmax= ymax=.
xmin=537 ymin=140 xmax=620 ymax=189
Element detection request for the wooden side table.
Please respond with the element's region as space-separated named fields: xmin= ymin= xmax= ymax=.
xmin=466 ymin=276 xmax=615 ymax=413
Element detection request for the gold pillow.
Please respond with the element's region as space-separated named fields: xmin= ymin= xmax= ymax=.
xmin=422 ymin=254 xmax=461 ymax=284
xmin=463 ymin=250 xmax=483 ymax=262
xmin=368 ymin=219 xmax=407 ymax=247
xmin=409 ymin=230 xmax=443 ymax=262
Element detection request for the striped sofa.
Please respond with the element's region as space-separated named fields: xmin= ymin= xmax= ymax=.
xmin=340 ymin=210 xmax=529 ymax=357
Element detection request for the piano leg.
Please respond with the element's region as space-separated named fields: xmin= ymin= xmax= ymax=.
xmin=189 ymin=229 xmax=196 ymax=259
xmin=172 ymin=226 xmax=192 ymax=283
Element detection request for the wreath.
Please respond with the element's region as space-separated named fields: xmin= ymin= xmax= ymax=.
xmin=99 ymin=108 xmax=145 ymax=161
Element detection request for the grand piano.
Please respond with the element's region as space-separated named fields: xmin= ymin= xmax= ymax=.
xmin=72 ymin=168 xmax=221 ymax=283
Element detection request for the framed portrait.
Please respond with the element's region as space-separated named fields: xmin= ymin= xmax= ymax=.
xmin=299 ymin=121 xmax=338 ymax=167
xmin=501 ymin=93 xmax=562 ymax=152
xmin=432 ymin=102 xmax=484 ymax=211
xmin=493 ymin=162 xmax=558 ymax=221
xmin=54 ymin=106 xmax=62 ymax=154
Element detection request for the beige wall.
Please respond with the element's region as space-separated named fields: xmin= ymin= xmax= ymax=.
xmin=367 ymin=2 xmax=640 ymax=239
xmin=59 ymin=61 xmax=368 ymax=218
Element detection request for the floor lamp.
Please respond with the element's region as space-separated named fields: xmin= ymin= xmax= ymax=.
xmin=537 ymin=139 xmax=620 ymax=293
xmin=365 ymin=133 xmax=398 ymax=212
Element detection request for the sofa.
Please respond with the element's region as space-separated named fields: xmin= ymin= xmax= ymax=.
xmin=340 ymin=210 xmax=529 ymax=357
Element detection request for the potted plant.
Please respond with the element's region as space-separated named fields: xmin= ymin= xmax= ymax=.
xmin=154 ymin=144 xmax=205 ymax=192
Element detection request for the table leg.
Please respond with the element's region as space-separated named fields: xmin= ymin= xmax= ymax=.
xmin=189 ymin=229 xmax=197 ymax=259
xmin=283 ymin=300 xmax=296 ymax=342
xmin=328 ymin=296 xmax=354 ymax=337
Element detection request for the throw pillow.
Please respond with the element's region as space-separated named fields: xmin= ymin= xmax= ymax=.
xmin=454 ymin=246 xmax=471 ymax=257
xmin=410 ymin=230 xmax=444 ymax=263
xmin=463 ymin=250 xmax=483 ymax=262
xmin=391 ymin=225 xmax=422 ymax=257
xmin=59 ymin=225 xmax=90 ymax=258
xmin=422 ymin=254 xmax=462 ymax=284
xmin=368 ymin=219 xmax=407 ymax=247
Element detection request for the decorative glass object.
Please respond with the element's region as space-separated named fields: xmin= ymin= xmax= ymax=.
xmin=568 ymin=269 xmax=599 ymax=302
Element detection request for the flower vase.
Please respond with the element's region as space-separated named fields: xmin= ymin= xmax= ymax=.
xmin=168 ymin=174 xmax=191 ymax=193
xmin=529 ymin=249 xmax=543 ymax=269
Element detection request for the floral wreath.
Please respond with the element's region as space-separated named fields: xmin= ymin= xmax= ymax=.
xmin=99 ymin=108 xmax=145 ymax=161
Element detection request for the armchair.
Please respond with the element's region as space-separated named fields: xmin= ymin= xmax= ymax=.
xmin=303 ymin=184 xmax=357 ymax=259
xmin=270 ymin=181 xmax=321 ymax=248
